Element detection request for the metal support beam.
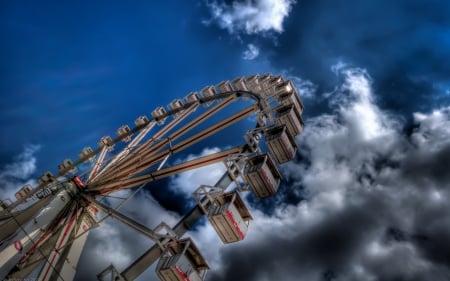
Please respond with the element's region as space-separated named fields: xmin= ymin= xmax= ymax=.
xmin=87 ymin=146 xmax=109 ymax=183
xmin=82 ymin=195 xmax=170 ymax=242
xmin=91 ymin=121 xmax=156 ymax=183
xmin=93 ymin=146 xmax=242 ymax=194
xmin=89 ymin=104 xmax=257 ymax=192
xmin=93 ymin=103 xmax=198 ymax=183
xmin=95 ymin=96 xmax=237 ymax=183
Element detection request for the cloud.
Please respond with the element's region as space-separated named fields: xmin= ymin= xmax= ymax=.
xmin=0 ymin=144 xmax=40 ymax=202
xmin=169 ymin=147 xmax=227 ymax=198
xmin=205 ymin=65 xmax=450 ymax=281
xmin=242 ymin=44 xmax=260 ymax=60
xmin=205 ymin=0 xmax=296 ymax=35
xmin=283 ymin=73 xmax=317 ymax=99
xmin=264 ymin=0 xmax=450 ymax=115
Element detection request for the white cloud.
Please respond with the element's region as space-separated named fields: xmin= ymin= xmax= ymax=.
xmin=411 ymin=107 xmax=450 ymax=150
xmin=0 ymin=144 xmax=40 ymax=180
xmin=169 ymin=147 xmax=227 ymax=198
xmin=206 ymin=65 xmax=450 ymax=281
xmin=0 ymin=144 xmax=40 ymax=203
xmin=338 ymin=67 xmax=398 ymax=141
xmin=242 ymin=43 xmax=260 ymax=60
xmin=205 ymin=0 xmax=296 ymax=35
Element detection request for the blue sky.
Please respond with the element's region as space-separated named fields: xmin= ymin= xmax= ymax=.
xmin=1 ymin=1 xmax=450 ymax=281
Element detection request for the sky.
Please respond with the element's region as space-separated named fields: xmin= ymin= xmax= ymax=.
xmin=1 ymin=0 xmax=450 ymax=280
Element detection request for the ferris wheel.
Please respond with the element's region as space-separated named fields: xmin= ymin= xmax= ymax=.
xmin=0 ymin=74 xmax=304 ymax=281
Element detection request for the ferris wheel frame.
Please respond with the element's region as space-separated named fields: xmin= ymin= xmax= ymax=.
xmin=0 ymin=74 xmax=304 ymax=281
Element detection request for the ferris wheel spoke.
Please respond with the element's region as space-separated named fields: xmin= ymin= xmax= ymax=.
xmin=86 ymin=145 xmax=109 ymax=184
xmin=82 ymin=194 xmax=173 ymax=242
xmin=93 ymin=103 xmax=257 ymax=185
xmin=91 ymin=146 xmax=242 ymax=194
xmin=92 ymin=103 xmax=199 ymax=184
xmin=91 ymin=120 xmax=157 ymax=183
xmin=96 ymin=96 xmax=232 ymax=182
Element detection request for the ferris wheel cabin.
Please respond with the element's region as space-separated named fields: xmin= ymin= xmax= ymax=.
xmin=152 ymin=107 xmax=168 ymax=124
xmin=275 ymin=104 xmax=304 ymax=137
xmin=265 ymin=125 xmax=298 ymax=164
xmin=276 ymin=82 xmax=304 ymax=115
xmin=168 ymin=99 xmax=184 ymax=116
xmin=117 ymin=125 xmax=132 ymax=142
xmin=14 ymin=184 xmax=32 ymax=201
xmin=232 ymin=77 xmax=249 ymax=92
xmin=207 ymin=191 xmax=253 ymax=244
xmin=156 ymin=238 xmax=209 ymax=281
xmin=245 ymin=74 xmax=262 ymax=92
xmin=185 ymin=92 xmax=200 ymax=103
xmin=134 ymin=115 xmax=149 ymax=126
xmin=78 ymin=146 xmax=94 ymax=162
xmin=38 ymin=171 xmax=54 ymax=185
xmin=216 ymin=80 xmax=233 ymax=93
xmin=244 ymin=154 xmax=282 ymax=198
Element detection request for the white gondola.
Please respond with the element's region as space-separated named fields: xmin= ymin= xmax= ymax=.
xmin=232 ymin=77 xmax=249 ymax=92
xmin=276 ymin=81 xmax=304 ymax=115
xmin=99 ymin=135 xmax=113 ymax=147
xmin=15 ymin=184 xmax=32 ymax=201
xmin=38 ymin=171 xmax=54 ymax=185
xmin=258 ymin=73 xmax=272 ymax=87
xmin=156 ymin=238 xmax=209 ymax=281
xmin=243 ymin=154 xmax=281 ymax=198
xmin=117 ymin=125 xmax=132 ymax=142
xmin=263 ymin=75 xmax=284 ymax=96
xmin=78 ymin=146 xmax=94 ymax=162
xmin=135 ymin=115 xmax=149 ymax=126
xmin=265 ymin=125 xmax=297 ymax=164
xmin=207 ymin=191 xmax=252 ymax=244
xmin=216 ymin=80 xmax=233 ymax=93
xmin=274 ymin=80 xmax=294 ymax=95
xmin=0 ymin=199 xmax=11 ymax=210
xmin=201 ymin=85 xmax=217 ymax=107
xmin=168 ymin=99 xmax=184 ymax=116
xmin=58 ymin=158 xmax=76 ymax=173
xmin=245 ymin=74 xmax=262 ymax=92
xmin=269 ymin=75 xmax=284 ymax=86
xmin=78 ymin=147 xmax=93 ymax=163
xmin=152 ymin=107 xmax=168 ymax=125
xmin=256 ymin=73 xmax=275 ymax=96
xmin=275 ymin=104 xmax=304 ymax=136
xmin=185 ymin=92 xmax=200 ymax=103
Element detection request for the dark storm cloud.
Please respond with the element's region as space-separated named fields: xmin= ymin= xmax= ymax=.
xmin=259 ymin=0 xmax=450 ymax=116
xmin=400 ymin=143 xmax=450 ymax=186
xmin=205 ymin=66 xmax=450 ymax=281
